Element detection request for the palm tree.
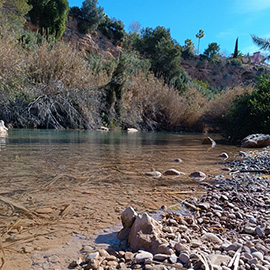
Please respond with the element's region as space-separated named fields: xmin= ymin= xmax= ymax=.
xmin=196 ymin=29 xmax=205 ymax=54
xmin=252 ymin=34 xmax=270 ymax=60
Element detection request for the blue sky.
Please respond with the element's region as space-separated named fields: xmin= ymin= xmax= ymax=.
xmin=68 ymin=0 xmax=270 ymax=56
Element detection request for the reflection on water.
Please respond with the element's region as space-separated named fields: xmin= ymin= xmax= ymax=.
xmin=0 ymin=129 xmax=240 ymax=197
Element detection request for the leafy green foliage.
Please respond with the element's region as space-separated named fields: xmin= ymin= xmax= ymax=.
xmin=18 ymin=30 xmax=48 ymax=50
xmin=132 ymin=26 xmax=189 ymax=91
xmin=182 ymin=39 xmax=195 ymax=59
xmin=0 ymin=0 xmax=31 ymax=32
xmin=28 ymin=0 xmax=69 ymax=39
xmin=224 ymin=74 xmax=270 ymax=141
xmin=71 ymin=0 xmax=104 ymax=33
xmin=252 ymin=34 xmax=270 ymax=60
xmin=98 ymin=16 xmax=125 ymax=45
xmin=204 ymin=42 xmax=220 ymax=62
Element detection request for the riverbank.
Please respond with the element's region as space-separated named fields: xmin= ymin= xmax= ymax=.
xmin=63 ymin=147 xmax=270 ymax=270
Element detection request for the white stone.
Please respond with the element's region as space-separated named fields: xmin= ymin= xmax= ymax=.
xmin=135 ymin=251 xmax=153 ymax=263
xmin=202 ymin=233 xmax=223 ymax=245
xmin=121 ymin=206 xmax=137 ymax=228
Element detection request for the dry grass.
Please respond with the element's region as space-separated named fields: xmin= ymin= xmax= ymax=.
xmin=201 ymin=85 xmax=254 ymax=131
xmin=122 ymin=73 xmax=208 ymax=131
xmin=27 ymin=42 xmax=109 ymax=91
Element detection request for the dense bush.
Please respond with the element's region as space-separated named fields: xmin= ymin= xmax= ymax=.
xmin=0 ymin=0 xmax=31 ymax=32
xmin=224 ymin=75 xmax=270 ymax=141
xmin=132 ymin=26 xmax=190 ymax=91
xmin=98 ymin=16 xmax=125 ymax=45
xmin=204 ymin=42 xmax=220 ymax=62
xmin=28 ymin=0 xmax=69 ymax=39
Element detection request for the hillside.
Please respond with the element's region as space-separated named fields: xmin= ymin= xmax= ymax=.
xmin=181 ymin=57 xmax=270 ymax=89
xmin=61 ymin=15 xmax=270 ymax=89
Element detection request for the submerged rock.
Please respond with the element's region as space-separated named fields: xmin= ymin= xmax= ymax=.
xmin=145 ymin=171 xmax=162 ymax=178
xmin=202 ymin=136 xmax=216 ymax=147
xmin=189 ymin=171 xmax=206 ymax=180
xmin=163 ymin=169 xmax=185 ymax=176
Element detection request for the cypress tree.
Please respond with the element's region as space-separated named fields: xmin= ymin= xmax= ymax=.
xmin=233 ymin=37 xmax=239 ymax=58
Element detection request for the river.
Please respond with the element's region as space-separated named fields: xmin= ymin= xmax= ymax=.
xmin=0 ymin=129 xmax=243 ymax=269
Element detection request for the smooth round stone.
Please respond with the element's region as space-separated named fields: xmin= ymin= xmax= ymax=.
xmin=244 ymin=226 xmax=256 ymax=234
xmin=145 ymin=171 xmax=162 ymax=178
xmin=135 ymin=251 xmax=153 ymax=263
xmin=189 ymin=171 xmax=206 ymax=179
xmin=202 ymin=233 xmax=223 ymax=245
xmin=256 ymin=226 xmax=264 ymax=238
xmin=225 ymin=243 xmax=240 ymax=251
xmin=179 ymin=253 xmax=190 ymax=265
xmin=169 ymin=254 xmax=178 ymax=264
xmin=174 ymin=243 xmax=189 ymax=253
xmin=252 ymin=251 xmax=264 ymax=261
xmin=85 ymin=252 xmax=99 ymax=262
xmin=173 ymin=158 xmax=183 ymax=163
xmin=248 ymin=258 xmax=258 ymax=265
xmin=163 ymin=169 xmax=185 ymax=176
xmin=153 ymin=254 xmax=169 ymax=261
xmin=249 ymin=217 xmax=257 ymax=224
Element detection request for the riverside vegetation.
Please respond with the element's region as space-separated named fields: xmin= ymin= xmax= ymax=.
xmin=1 ymin=0 xmax=270 ymax=141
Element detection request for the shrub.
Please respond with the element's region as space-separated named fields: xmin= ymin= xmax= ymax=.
xmin=224 ymin=75 xmax=270 ymax=141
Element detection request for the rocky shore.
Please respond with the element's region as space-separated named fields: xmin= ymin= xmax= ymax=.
xmin=69 ymin=147 xmax=270 ymax=270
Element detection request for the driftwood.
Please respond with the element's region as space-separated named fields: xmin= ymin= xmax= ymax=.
xmin=0 ymin=196 xmax=35 ymax=218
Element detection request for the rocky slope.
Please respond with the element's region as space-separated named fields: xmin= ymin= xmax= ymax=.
xmin=181 ymin=57 xmax=270 ymax=89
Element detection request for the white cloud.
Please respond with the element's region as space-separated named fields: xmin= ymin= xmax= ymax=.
xmin=234 ymin=0 xmax=270 ymax=13
xmin=217 ymin=31 xmax=236 ymax=39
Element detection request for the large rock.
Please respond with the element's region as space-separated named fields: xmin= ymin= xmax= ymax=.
xmin=0 ymin=120 xmax=8 ymax=136
xmin=202 ymin=137 xmax=216 ymax=147
xmin=121 ymin=206 xmax=137 ymax=228
xmin=128 ymin=213 xmax=170 ymax=254
xmin=241 ymin=134 xmax=270 ymax=148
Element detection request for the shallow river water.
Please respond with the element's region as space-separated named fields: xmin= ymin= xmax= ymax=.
xmin=0 ymin=129 xmax=241 ymax=196
xmin=0 ymin=129 xmax=244 ymax=269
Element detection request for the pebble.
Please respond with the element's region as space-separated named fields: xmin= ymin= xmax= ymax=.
xmin=179 ymin=252 xmax=190 ymax=264
xmin=68 ymin=147 xmax=270 ymax=270
xmin=135 ymin=251 xmax=153 ymax=263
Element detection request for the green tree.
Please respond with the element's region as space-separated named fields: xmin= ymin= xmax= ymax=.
xmin=98 ymin=16 xmax=125 ymax=45
xmin=196 ymin=29 xmax=205 ymax=54
xmin=233 ymin=37 xmax=239 ymax=58
xmin=182 ymin=38 xmax=195 ymax=59
xmin=225 ymin=75 xmax=270 ymax=141
xmin=132 ymin=26 xmax=189 ymax=91
xmin=75 ymin=0 xmax=104 ymax=33
xmin=204 ymin=42 xmax=220 ymax=62
xmin=0 ymin=0 xmax=31 ymax=32
xmin=28 ymin=0 xmax=69 ymax=39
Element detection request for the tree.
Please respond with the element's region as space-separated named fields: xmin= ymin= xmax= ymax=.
xmin=225 ymin=74 xmax=270 ymax=141
xmin=233 ymin=37 xmax=239 ymax=58
xmin=0 ymin=0 xmax=31 ymax=32
xmin=132 ymin=26 xmax=188 ymax=91
xmin=98 ymin=16 xmax=125 ymax=45
xmin=182 ymin=38 xmax=195 ymax=59
xmin=252 ymin=34 xmax=270 ymax=60
xmin=28 ymin=0 xmax=69 ymax=39
xmin=196 ymin=29 xmax=205 ymax=54
xmin=75 ymin=0 xmax=104 ymax=33
xmin=128 ymin=21 xmax=141 ymax=34
xmin=204 ymin=42 xmax=220 ymax=62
